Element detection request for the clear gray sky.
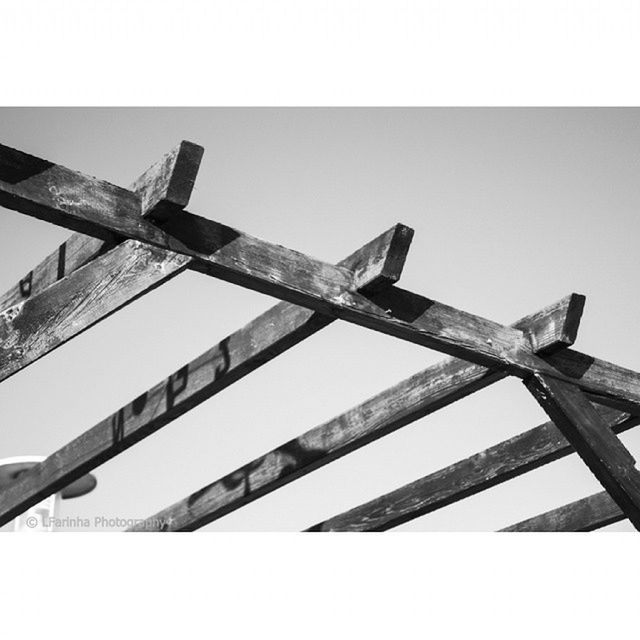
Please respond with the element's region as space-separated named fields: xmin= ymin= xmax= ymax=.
xmin=1 ymin=108 xmax=639 ymax=531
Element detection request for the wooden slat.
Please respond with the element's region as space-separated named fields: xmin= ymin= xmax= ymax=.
xmin=0 ymin=225 xmax=413 ymax=526
xmin=0 ymin=233 xmax=107 ymax=312
xmin=0 ymin=241 xmax=190 ymax=382
xmin=306 ymin=406 xmax=636 ymax=532
xmin=128 ymin=295 xmax=586 ymax=531
xmin=0 ymin=141 xmax=203 ymax=313
xmin=3 ymin=142 xmax=640 ymax=412
xmin=525 ymin=374 xmax=640 ymax=530
xmin=0 ymin=142 xmax=204 ymax=383
xmin=500 ymin=491 xmax=624 ymax=532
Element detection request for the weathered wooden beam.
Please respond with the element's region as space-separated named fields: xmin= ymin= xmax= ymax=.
xmin=525 ymin=374 xmax=640 ymax=531
xmin=0 ymin=141 xmax=203 ymax=313
xmin=519 ymin=293 xmax=585 ymax=355
xmin=1 ymin=147 xmax=523 ymax=367
xmin=129 ymin=141 xmax=204 ymax=224
xmin=0 ymin=233 xmax=107 ymax=312
xmin=0 ymin=142 xmax=204 ymax=383
xmin=3 ymin=142 xmax=640 ymax=412
xmin=0 ymin=241 xmax=190 ymax=382
xmin=0 ymin=225 xmax=413 ymax=526
xmin=128 ymin=295 xmax=586 ymax=531
xmin=305 ymin=406 xmax=636 ymax=532
xmin=499 ymin=491 xmax=624 ymax=532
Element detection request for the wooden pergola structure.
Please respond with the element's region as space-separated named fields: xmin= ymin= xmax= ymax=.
xmin=1 ymin=139 xmax=639 ymax=532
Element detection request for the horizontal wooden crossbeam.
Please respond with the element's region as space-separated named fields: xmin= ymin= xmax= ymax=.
xmin=128 ymin=295 xmax=585 ymax=531
xmin=500 ymin=490 xmax=624 ymax=532
xmin=0 ymin=225 xmax=413 ymax=526
xmin=306 ymin=405 xmax=636 ymax=532
xmin=3 ymin=142 xmax=640 ymax=414
xmin=0 ymin=142 xmax=204 ymax=382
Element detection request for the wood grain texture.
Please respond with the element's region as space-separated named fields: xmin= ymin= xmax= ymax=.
xmin=0 ymin=142 xmax=204 ymax=383
xmin=525 ymin=374 xmax=640 ymax=530
xmin=4 ymin=143 xmax=640 ymax=412
xmin=0 ymin=226 xmax=413 ymax=526
xmin=0 ymin=241 xmax=190 ymax=382
xmin=130 ymin=141 xmax=204 ymax=224
xmin=499 ymin=491 xmax=624 ymax=531
xmin=0 ymin=234 xmax=108 ymax=312
xmin=0 ymin=141 xmax=203 ymax=313
xmin=128 ymin=295 xmax=587 ymax=531
xmin=306 ymin=406 xmax=637 ymax=532
xmin=0 ymin=460 xmax=95 ymax=500
xmin=520 ymin=293 xmax=585 ymax=355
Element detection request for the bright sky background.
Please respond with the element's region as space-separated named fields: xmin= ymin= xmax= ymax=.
xmin=1 ymin=107 xmax=639 ymax=531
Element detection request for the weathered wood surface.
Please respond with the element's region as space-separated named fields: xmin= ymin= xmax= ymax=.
xmin=500 ymin=491 xmax=624 ymax=532
xmin=0 ymin=234 xmax=107 ymax=312
xmin=519 ymin=293 xmax=585 ymax=355
xmin=0 ymin=141 xmax=203 ymax=313
xmin=0 ymin=226 xmax=413 ymax=526
xmin=130 ymin=141 xmax=204 ymax=224
xmin=0 ymin=142 xmax=204 ymax=383
xmin=306 ymin=406 xmax=636 ymax=532
xmin=0 ymin=241 xmax=190 ymax=382
xmin=4 ymin=143 xmax=640 ymax=412
xmin=128 ymin=295 xmax=586 ymax=531
xmin=525 ymin=374 xmax=640 ymax=530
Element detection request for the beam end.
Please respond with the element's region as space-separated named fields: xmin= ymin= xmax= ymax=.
xmin=349 ymin=223 xmax=414 ymax=293
xmin=132 ymin=140 xmax=205 ymax=222
xmin=514 ymin=292 xmax=586 ymax=355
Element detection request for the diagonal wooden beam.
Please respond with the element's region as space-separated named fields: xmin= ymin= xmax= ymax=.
xmin=499 ymin=491 xmax=624 ymax=532
xmin=0 ymin=141 xmax=203 ymax=313
xmin=305 ymin=405 xmax=637 ymax=532
xmin=0 ymin=225 xmax=413 ymax=527
xmin=0 ymin=143 xmax=203 ymax=383
xmin=127 ymin=295 xmax=586 ymax=531
xmin=0 ymin=241 xmax=190 ymax=382
xmin=0 ymin=233 xmax=109 ymax=313
xmin=525 ymin=374 xmax=640 ymax=530
xmin=0 ymin=141 xmax=640 ymax=412
xmin=0 ymin=140 xmax=527 ymax=365
xmin=3 ymin=143 xmax=640 ymax=412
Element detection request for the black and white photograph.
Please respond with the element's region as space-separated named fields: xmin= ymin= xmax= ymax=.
xmin=1 ymin=2 xmax=639 ymax=638
xmin=2 ymin=107 xmax=640 ymax=534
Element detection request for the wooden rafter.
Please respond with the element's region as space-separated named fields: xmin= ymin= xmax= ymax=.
xmin=0 ymin=225 xmax=413 ymax=526
xmin=2 ymin=138 xmax=640 ymax=532
xmin=305 ymin=405 xmax=636 ymax=532
xmin=0 ymin=241 xmax=189 ymax=382
xmin=500 ymin=490 xmax=624 ymax=532
xmin=129 ymin=295 xmax=586 ymax=531
xmin=0 ymin=141 xmax=202 ymax=311
xmin=524 ymin=374 xmax=640 ymax=530
xmin=0 ymin=142 xmax=203 ymax=382
xmin=3 ymin=143 xmax=640 ymax=413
